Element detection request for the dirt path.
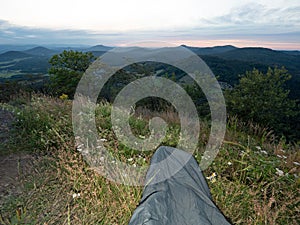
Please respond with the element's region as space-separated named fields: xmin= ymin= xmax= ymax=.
xmin=0 ymin=109 xmax=34 ymax=206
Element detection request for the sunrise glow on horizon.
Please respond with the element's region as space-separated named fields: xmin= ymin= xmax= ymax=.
xmin=172 ymin=40 xmax=300 ymax=50
xmin=115 ymin=39 xmax=300 ymax=50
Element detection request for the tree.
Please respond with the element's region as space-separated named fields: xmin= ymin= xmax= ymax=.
xmin=48 ymin=50 xmax=95 ymax=97
xmin=226 ymin=67 xmax=299 ymax=138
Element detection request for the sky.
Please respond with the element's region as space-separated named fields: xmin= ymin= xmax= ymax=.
xmin=0 ymin=0 xmax=299 ymax=49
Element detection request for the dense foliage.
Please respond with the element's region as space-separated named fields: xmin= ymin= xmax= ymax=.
xmin=47 ymin=50 xmax=299 ymax=140
xmin=1 ymin=94 xmax=299 ymax=224
xmin=48 ymin=50 xmax=95 ymax=97
xmin=226 ymin=67 xmax=299 ymax=140
xmin=1 ymin=48 xmax=299 ymax=224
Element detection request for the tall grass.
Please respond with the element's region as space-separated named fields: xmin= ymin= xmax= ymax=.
xmin=0 ymin=94 xmax=299 ymax=224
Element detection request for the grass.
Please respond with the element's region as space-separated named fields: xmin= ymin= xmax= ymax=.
xmin=0 ymin=94 xmax=299 ymax=224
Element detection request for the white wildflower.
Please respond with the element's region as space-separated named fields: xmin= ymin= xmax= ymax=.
xmin=72 ymin=193 xmax=80 ymax=199
xmin=133 ymin=164 xmax=137 ymax=168
xmin=255 ymin=146 xmax=261 ymax=150
xmin=100 ymin=138 xmax=107 ymax=142
xmin=77 ymin=144 xmax=84 ymax=148
xmin=275 ymin=168 xmax=284 ymax=176
xmin=293 ymin=162 xmax=300 ymax=166
xmin=127 ymin=158 xmax=133 ymax=162
xmin=227 ymin=162 xmax=232 ymax=166
xmin=206 ymin=172 xmax=217 ymax=183
xmin=260 ymin=150 xmax=268 ymax=155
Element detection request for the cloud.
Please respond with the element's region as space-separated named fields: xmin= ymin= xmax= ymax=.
xmin=202 ymin=4 xmax=300 ymax=32
xmin=0 ymin=19 xmax=122 ymax=45
xmin=158 ymin=3 xmax=300 ymax=48
xmin=0 ymin=3 xmax=299 ymax=50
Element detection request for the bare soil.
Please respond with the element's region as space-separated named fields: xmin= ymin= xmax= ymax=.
xmin=0 ymin=109 xmax=34 ymax=206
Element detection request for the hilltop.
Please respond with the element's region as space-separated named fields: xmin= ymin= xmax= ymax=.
xmin=23 ymin=46 xmax=57 ymax=56
xmin=0 ymin=51 xmax=32 ymax=61
xmin=0 ymin=94 xmax=299 ymax=224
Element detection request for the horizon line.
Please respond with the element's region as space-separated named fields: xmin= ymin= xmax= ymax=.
xmin=1 ymin=42 xmax=300 ymax=51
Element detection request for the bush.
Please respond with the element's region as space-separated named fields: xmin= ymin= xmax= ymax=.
xmin=48 ymin=50 xmax=95 ymax=98
xmin=226 ymin=67 xmax=299 ymax=140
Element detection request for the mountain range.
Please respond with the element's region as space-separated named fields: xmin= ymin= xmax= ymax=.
xmin=0 ymin=44 xmax=299 ymax=99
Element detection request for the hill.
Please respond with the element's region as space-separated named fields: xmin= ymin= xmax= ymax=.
xmin=84 ymin=44 xmax=113 ymax=52
xmin=88 ymin=51 xmax=106 ymax=57
xmin=0 ymin=94 xmax=298 ymax=224
xmin=0 ymin=44 xmax=299 ymax=99
xmin=200 ymin=55 xmax=269 ymax=84
xmin=216 ymin=48 xmax=300 ymax=99
xmin=0 ymin=51 xmax=32 ymax=61
xmin=280 ymin=50 xmax=300 ymax=56
xmin=0 ymin=45 xmax=38 ymax=54
xmin=182 ymin=45 xmax=237 ymax=55
xmin=216 ymin=47 xmax=300 ymax=71
xmin=0 ymin=44 xmax=112 ymax=79
xmin=184 ymin=46 xmax=300 ymax=99
xmin=24 ymin=46 xmax=57 ymax=56
xmin=0 ymin=50 xmax=49 ymax=75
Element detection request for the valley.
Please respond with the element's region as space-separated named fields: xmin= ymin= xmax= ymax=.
xmin=1 ymin=44 xmax=299 ymax=99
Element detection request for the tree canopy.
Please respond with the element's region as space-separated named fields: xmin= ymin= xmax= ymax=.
xmin=226 ymin=67 xmax=299 ymax=139
xmin=48 ymin=50 xmax=95 ymax=98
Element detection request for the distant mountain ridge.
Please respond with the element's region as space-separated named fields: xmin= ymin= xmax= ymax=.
xmin=280 ymin=50 xmax=300 ymax=56
xmin=183 ymin=45 xmax=300 ymax=99
xmin=181 ymin=45 xmax=237 ymax=55
xmin=0 ymin=51 xmax=32 ymax=61
xmin=0 ymin=44 xmax=299 ymax=99
xmin=216 ymin=47 xmax=299 ymax=67
xmin=24 ymin=46 xmax=57 ymax=56
xmin=83 ymin=45 xmax=113 ymax=52
xmin=0 ymin=44 xmax=113 ymax=55
xmin=0 ymin=45 xmax=113 ymax=77
xmin=0 ymin=45 xmax=38 ymax=54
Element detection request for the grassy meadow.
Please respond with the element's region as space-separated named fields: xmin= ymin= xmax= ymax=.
xmin=0 ymin=93 xmax=299 ymax=224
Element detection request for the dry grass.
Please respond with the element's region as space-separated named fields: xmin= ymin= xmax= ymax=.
xmin=0 ymin=94 xmax=299 ymax=224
